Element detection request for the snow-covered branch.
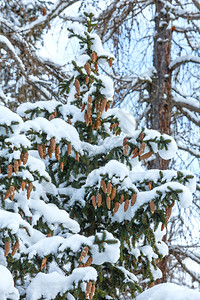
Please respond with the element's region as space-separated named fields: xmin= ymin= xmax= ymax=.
xmin=172 ymin=96 xmax=200 ymax=114
xmin=169 ymin=55 xmax=200 ymax=71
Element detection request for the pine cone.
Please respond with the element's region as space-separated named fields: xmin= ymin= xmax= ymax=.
xmin=85 ymin=281 xmax=92 ymax=299
xmin=109 ymin=58 xmax=113 ymax=67
xmin=23 ymin=152 xmax=29 ymax=165
xmin=75 ymin=78 xmax=81 ymax=95
xmin=140 ymin=151 xmax=153 ymax=160
xmin=113 ymin=202 xmax=119 ymax=215
xmin=79 ymin=246 xmax=89 ymax=262
xmin=85 ymin=76 xmax=89 ymax=85
xmin=40 ymin=257 xmax=47 ymax=270
xmin=85 ymin=62 xmax=91 ymax=75
xmin=37 ymin=144 xmax=44 ymax=159
xmin=60 ymin=161 xmax=64 ymax=171
xmin=27 ymin=182 xmax=33 ymax=199
xmin=8 ymin=164 xmax=13 ymax=179
xmin=106 ymin=196 xmax=111 ymax=209
xmin=67 ymin=144 xmax=72 ymax=155
xmin=4 ymin=241 xmax=10 ymax=257
xmin=92 ymin=195 xmax=96 ymax=208
xmin=91 ymin=52 xmax=97 ymax=63
xmin=150 ymin=201 xmax=155 ymax=213
xmin=107 ymin=182 xmax=112 ymax=196
xmin=55 ymin=145 xmax=59 ymax=160
xmin=14 ymin=160 xmax=19 ymax=175
xmin=123 ymin=137 xmax=127 ymax=146
xmin=11 ymin=241 xmax=19 ymax=256
xmin=81 ymin=103 xmax=86 ymax=112
xmin=124 ymin=199 xmax=129 ymax=212
xmin=124 ymin=144 xmax=129 ymax=156
xmin=9 ymin=185 xmax=15 ymax=200
xmin=85 ymin=256 xmax=93 ymax=267
xmin=139 ymin=142 xmax=146 ymax=156
xmin=100 ymin=98 xmax=107 ymax=114
xmin=131 ymin=194 xmax=137 ymax=206
xmin=76 ymin=153 xmax=79 ymax=162
xmin=90 ymin=284 xmax=96 ymax=300
xmin=110 ymin=187 xmax=117 ymax=200
xmin=120 ymin=194 xmax=124 ymax=204
xmin=4 ymin=190 xmax=10 ymax=200
xmin=50 ymin=138 xmax=56 ymax=153
xmin=96 ymin=119 xmax=101 ymax=130
xmin=132 ymin=147 xmax=139 ymax=158
xmin=101 ymin=180 xmax=107 ymax=194
xmin=97 ymin=193 xmax=102 ymax=207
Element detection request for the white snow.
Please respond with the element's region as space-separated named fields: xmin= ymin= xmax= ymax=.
xmin=0 ymin=106 xmax=23 ymax=135
xmin=135 ymin=283 xmax=200 ymax=300
xmin=0 ymin=265 xmax=19 ymax=300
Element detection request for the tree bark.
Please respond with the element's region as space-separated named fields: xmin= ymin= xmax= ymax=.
xmin=150 ymin=0 xmax=172 ymax=170
xmin=150 ymin=0 xmax=172 ymax=283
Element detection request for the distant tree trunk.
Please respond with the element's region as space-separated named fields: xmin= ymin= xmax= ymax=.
xmin=150 ymin=0 xmax=172 ymax=169
xmin=150 ymin=0 xmax=172 ymax=283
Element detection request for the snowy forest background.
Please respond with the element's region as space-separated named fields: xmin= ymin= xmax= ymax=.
xmin=0 ymin=0 xmax=200 ymax=299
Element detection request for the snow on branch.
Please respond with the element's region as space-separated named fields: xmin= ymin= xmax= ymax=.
xmin=172 ymin=96 xmax=200 ymax=114
xmin=169 ymin=55 xmax=200 ymax=71
xmin=19 ymin=0 xmax=81 ymax=34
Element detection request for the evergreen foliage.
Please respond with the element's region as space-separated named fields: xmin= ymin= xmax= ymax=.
xmin=0 ymin=12 xmax=195 ymax=299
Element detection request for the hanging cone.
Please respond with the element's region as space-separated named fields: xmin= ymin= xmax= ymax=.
xmin=37 ymin=144 xmax=43 ymax=159
xmin=140 ymin=132 xmax=145 ymax=141
xmin=123 ymin=137 xmax=127 ymax=146
xmin=131 ymin=194 xmax=137 ymax=206
xmin=75 ymin=78 xmax=81 ymax=95
xmin=109 ymin=58 xmax=113 ymax=67
xmin=96 ymin=119 xmax=101 ymax=130
xmin=85 ymin=62 xmax=91 ymax=75
xmin=90 ymin=284 xmax=95 ymax=300
xmin=14 ymin=160 xmax=19 ymax=175
xmin=139 ymin=142 xmax=146 ymax=156
xmin=110 ymin=187 xmax=117 ymax=200
xmin=42 ymin=144 xmax=46 ymax=158
xmin=150 ymin=201 xmax=155 ymax=213
xmin=67 ymin=144 xmax=72 ymax=156
xmin=84 ymin=257 xmax=93 ymax=267
xmin=97 ymin=193 xmax=102 ymax=207
xmin=85 ymin=281 xmax=92 ymax=299
xmin=113 ymin=202 xmax=119 ymax=215
xmin=132 ymin=147 xmax=139 ymax=158
xmin=166 ymin=206 xmax=172 ymax=222
xmin=8 ymin=164 xmax=13 ymax=179
xmin=50 ymin=138 xmax=56 ymax=153
xmin=40 ymin=257 xmax=47 ymax=271
xmin=81 ymin=103 xmax=86 ymax=112
xmin=4 ymin=241 xmax=10 ymax=257
xmin=60 ymin=161 xmax=64 ymax=171
xmin=148 ymin=181 xmax=152 ymax=190
xmin=85 ymin=76 xmax=89 ymax=85
xmin=106 ymin=196 xmax=111 ymax=209
xmin=76 ymin=152 xmax=79 ymax=162
xmin=107 ymin=182 xmax=112 ymax=196
xmin=55 ymin=145 xmax=59 ymax=160
xmin=92 ymin=195 xmax=96 ymax=208
xmin=91 ymin=52 xmax=97 ymax=63
xmin=27 ymin=182 xmax=33 ymax=199
xmin=79 ymin=246 xmax=89 ymax=262
xmin=140 ymin=152 xmax=153 ymax=160
xmin=124 ymin=144 xmax=129 ymax=156
xmin=99 ymin=98 xmax=107 ymax=114
xmin=9 ymin=185 xmax=15 ymax=200
xmin=11 ymin=241 xmax=19 ymax=256
xmin=101 ymin=180 xmax=107 ymax=194
xmin=23 ymin=152 xmax=29 ymax=165
xmin=4 ymin=190 xmax=10 ymax=200
xmin=120 ymin=194 xmax=124 ymax=204
xmin=124 ymin=199 xmax=129 ymax=212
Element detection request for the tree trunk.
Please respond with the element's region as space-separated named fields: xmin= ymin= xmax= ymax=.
xmin=150 ymin=0 xmax=172 ymax=283
xmin=150 ymin=0 xmax=172 ymax=171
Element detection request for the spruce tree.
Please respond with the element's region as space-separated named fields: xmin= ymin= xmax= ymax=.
xmin=0 ymin=11 xmax=196 ymax=299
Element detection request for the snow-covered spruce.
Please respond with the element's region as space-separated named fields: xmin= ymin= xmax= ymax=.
xmin=0 ymin=11 xmax=196 ymax=299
